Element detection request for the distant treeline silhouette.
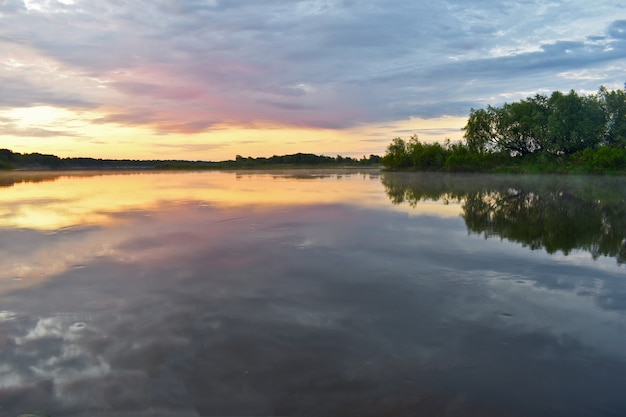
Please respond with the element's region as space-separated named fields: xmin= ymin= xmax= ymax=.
xmin=382 ymin=85 xmax=626 ymax=174
xmin=158 ymin=153 xmax=381 ymax=169
xmin=0 ymin=149 xmax=160 ymax=170
xmin=0 ymin=149 xmax=381 ymax=170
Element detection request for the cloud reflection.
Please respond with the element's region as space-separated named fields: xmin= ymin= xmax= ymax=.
xmin=1 ymin=171 xmax=625 ymax=416
xmin=0 ymin=170 xmax=390 ymax=284
xmin=0 ymin=170 xmax=388 ymax=231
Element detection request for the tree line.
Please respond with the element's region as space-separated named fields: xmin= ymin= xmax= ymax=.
xmin=157 ymin=153 xmax=381 ymax=169
xmin=0 ymin=149 xmax=161 ymax=170
xmin=382 ymin=85 xmax=626 ymax=173
xmin=0 ymin=149 xmax=382 ymax=170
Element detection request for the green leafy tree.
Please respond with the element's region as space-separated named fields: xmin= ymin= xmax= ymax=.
xmin=463 ymin=107 xmax=498 ymax=153
xmin=387 ymin=85 xmax=625 ymax=173
xmin=496 ymin=101 xmax=540 ymax=155
xmin=598 ymin=85 xmax=626 ymax=147
xmin=406 ymin=136 xmax=447 ymax=169
xmin=547 ymin=90 xmax=605 ymax=154
xmin=497 ymin=95 xmax=550 ymax=154
xmin=381 ymin=137 xmax=411 ymax=168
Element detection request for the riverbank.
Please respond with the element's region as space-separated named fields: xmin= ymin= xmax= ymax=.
xmin=0 ymin=149 xmax=382 ymax=171
xmin=381 ymin=137 xmax=626 ymax=175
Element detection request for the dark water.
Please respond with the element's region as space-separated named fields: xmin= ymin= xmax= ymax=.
xmin=0 ymin=170 xmax=625 ymax=417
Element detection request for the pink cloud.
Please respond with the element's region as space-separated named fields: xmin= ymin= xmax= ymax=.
xmin=111 ymin=81 xmax=204 ymax=101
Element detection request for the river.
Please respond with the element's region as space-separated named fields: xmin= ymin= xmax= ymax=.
xmin=0 ymin=170 xmax=624 ymax=416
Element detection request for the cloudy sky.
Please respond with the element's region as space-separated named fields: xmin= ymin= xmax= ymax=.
xmin=1 ymin=0 xmax=625 ymax=160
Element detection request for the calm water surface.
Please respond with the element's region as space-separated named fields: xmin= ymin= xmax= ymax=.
xmin=0 ymin=170 xmax=625 ymax=417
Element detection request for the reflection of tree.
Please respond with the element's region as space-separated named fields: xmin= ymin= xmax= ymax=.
xmin=0 ymin=173 xmax=62 ymax=188
xmin=381 ymin=172 xmax=626 ymax=264
xmin=0 ymin=172 xmax=152 ymax=189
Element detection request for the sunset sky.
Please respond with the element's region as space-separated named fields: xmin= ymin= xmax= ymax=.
xmin=1 ymin=0 xmax=625 ymax=161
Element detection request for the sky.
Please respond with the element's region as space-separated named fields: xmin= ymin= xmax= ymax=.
xmin=1 ymin=0 xmax=625 ymax=161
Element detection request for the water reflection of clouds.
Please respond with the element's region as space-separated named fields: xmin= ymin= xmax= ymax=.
xmin=16 ymin=315 xmax=110 ymax=385
xmin=0 ymin=225 xmax=122 ymax=286
xmin=475 ymin=269 xmax=626 ymax=357
xmin=0 ymin=171 xmax=460 ymax=287
xmin=461 ymin=231 xmax=626 ymax=312
xmin=1 ymin=172 xmax=626 ymax=415
xmin=0 ymin=171 xmax=393 ymax=231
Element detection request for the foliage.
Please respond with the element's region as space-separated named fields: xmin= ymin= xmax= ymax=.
xmin=160 ymin=153 xmax=382 ymax=169
xmin=570 ymin=146 xmax=626 ymax=173
xmin=462 ymin=86 xmax=624 ymax=157
xmin=382 ymin=85 xmax=626 ymax=174
xmin=0 ymin=161 xmax=14 ymax=170
xmin=381 ymin=138 xmax=411 ymax=168
xmin=0 ymin=149 xmax=163 ymax=170
xmin=598 ymin=86 xmax=626 ymax=146
xmin=0 ymin=148 xmax=382 ymax=171
xmin=382 ymin=135 xmax=451 ymax=171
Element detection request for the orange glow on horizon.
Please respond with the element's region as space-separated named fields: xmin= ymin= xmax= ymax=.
xmin=0 ymin=105 xmax=466 ymax=161
xmin=0 ymin=170 xmax=462 ymax=231
xmin=0 ymin=171 xmax=462 ymax=285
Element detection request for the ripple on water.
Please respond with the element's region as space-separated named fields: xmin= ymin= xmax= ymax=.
xmin=70 ymin=322 xmax=87 ymax=331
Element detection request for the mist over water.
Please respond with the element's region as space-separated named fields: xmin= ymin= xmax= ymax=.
xmin=1 ymin=170 xmax=625 ymax=417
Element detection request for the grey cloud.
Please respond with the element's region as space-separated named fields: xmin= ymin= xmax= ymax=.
xmin=111 ymin=81 xmax=204 ymax=101
xmin=608 ymin=20 xmax=626 ymax=39
xmin=374 ymin=36 xmax=626 ymax=116
xmin=0 ymin=0 xmax=25 ymax=14
xmin=258 ymin=99 xmax=318 ymax=111
xmin=0 ymin=126 xmax=81 ymax=138
xmin=0 ymin=76 xmax=94 ymax=109
xmin=1 ymin=197 xmax=626 ymax=415
xmin=94 ymin=110 xmax=168 ymax=127
xmin=410 ymin=127 xmax=464 ymax=137
xmin=94 ymin=108 xmax=223 ymax=134
xmin=1 ymin=0 xmax=625 ymax=130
